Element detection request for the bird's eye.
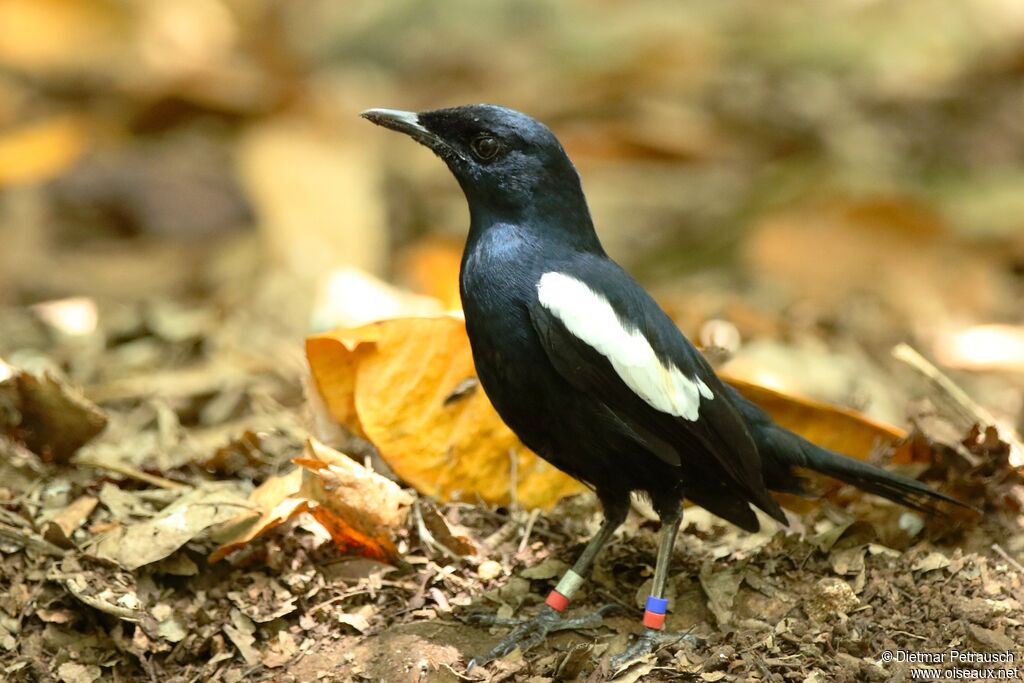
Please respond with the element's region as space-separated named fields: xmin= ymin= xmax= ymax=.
xmin=470 ymin=135 xmax=501 ymax=160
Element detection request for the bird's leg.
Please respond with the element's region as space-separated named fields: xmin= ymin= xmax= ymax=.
xmin=610 ymin=508 xmax=702 ymax=669
xmin=468 ymin=503 xmax=628 ymax=669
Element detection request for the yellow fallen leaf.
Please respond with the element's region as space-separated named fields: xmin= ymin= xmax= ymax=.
xmin=0 ymin=0 xmax=126 ymax=75
xmin=0 ymin=115 xmax=86 ymax=186
xmin=306 ymin=317 xmax=585 ymax=509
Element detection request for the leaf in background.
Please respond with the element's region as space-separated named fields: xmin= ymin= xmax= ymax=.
xmin=306 ymin=317 xmax=586 ymax=509
xmin=0 ymin=116 xmax=86 ymax=186
xmin=0 ymin=0 xmax=128 ymax=76
xmin=744 ymin=198 xmax=1001 ymax=318
xmin=238 ymin=118 xmax=389 ymax=280
xmin=0 ymin=364 xmax=108 ymax=461
xmin=396 ymin=238 xmax=464 ymax=311
xmin=722 ymin=374 xmax=911 ymax=462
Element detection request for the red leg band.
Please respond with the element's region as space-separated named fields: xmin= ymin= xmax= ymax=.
xmin=642 ymin=610 xmax=666 ymax=630
xmin=545 ymin=590 xmax=570 ymax=612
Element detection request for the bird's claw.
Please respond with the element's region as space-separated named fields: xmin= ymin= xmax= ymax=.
xmin=467 ymin=603 xmax=622 ymax=671
xmin=609 ymin=628 xmax=703 ymax=671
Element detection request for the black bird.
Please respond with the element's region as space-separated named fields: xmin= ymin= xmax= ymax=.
xmin=361 ymin=104 xmax=968 ymax=666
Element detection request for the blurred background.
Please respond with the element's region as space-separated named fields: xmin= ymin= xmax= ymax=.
xmin=2 ymin=0 xmax=1023 ymax=432
xmin=1 ymin=3 xmax=1023 ymax=680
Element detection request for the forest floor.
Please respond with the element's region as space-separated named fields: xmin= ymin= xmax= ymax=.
xmin=1 ymin=283 xmax=1022 ymax=683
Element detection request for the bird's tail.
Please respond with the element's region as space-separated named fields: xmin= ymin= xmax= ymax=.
xmin=758 ymin=425 xmax=968 ymax=513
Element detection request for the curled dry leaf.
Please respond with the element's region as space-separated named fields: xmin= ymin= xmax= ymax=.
xmin=296 ymin=438 xmax=413 ymax=560
xmin=0 ymin=363 xmax=107 ymax=461
xmin=306 ymin=317 xmax=586 ymax=509
xmin=211 ymin=438 xmax=413 ymax=562
xmin=418 ymin=499 xmax=477 ymax=557
xmin=40 ymin=494 xmax=99 ymax=549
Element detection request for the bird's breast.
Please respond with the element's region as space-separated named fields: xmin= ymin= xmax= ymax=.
xmin=458 ymin=228 xmax=563 ymax=443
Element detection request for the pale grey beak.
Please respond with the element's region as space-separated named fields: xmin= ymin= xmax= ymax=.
xmin=361 ymin=107 xmax=467 ymax=163
xmin=360 ymin=108 xmax=429 ymax=134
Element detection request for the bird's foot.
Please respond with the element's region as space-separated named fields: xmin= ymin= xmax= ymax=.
xmin=609 ymin=628 xmax=703 ymax=671
xmin=467 ymin=603 xmax=621 ymax=670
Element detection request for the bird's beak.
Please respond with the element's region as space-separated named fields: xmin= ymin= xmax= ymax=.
xmin=360 ymin=108 xmax=442 ymax=150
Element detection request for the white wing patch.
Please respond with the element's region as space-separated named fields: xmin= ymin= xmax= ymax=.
xmin=537 ymin=271 xmax=713 ymax=421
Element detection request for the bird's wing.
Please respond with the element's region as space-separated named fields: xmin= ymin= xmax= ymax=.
xmin=528 ymin=262 xmax=785 ymax=522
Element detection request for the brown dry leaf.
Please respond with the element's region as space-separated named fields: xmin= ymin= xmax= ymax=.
xmin=223 ymin=617 xmax=260 ymax=667
xmin=87 ymin=482 xmax=250 ymax=569
xmin=40 ymin=494 xmax=98 ymax=548
xmin=212 ymin=439 xmax=413 ymax=562
xmin=0 ymin=115 xmax=86 ymax=186
xmin=0 ymin=365 xmax=107 ymax=461
xmin=56 ymin=662 xmax=102 ymax=683
xmin=261 ymin=631 xmax=299 ymax=669
xmin=419 ymin=500 xmax=477 ymax=557
xmin=56 ymin=554 xmax=147 ymax=623
xmin=912 ymin=551 xmax=950 ymax=573
xmin=306 ymin=317 xmax=586 ymax=509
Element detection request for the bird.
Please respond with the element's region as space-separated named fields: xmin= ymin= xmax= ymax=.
xmin=361 ymin=104 xmax=970 ymax=668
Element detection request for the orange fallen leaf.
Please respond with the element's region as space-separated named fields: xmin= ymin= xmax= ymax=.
xmin=396 ymin=238 xmax=464 ymax=311
xmin=0 ymin=115 xmax=86 ymax=186
xmin=211 ymin=438 xmax=413 ymax=562
xmin=306 ymin=317 xmax=586 ymax=509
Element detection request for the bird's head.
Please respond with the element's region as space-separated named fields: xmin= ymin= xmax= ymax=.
xmin=361 ymin=104 xmax=592 ymax=229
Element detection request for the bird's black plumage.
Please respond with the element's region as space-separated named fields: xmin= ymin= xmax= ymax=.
xmin=361 ymin=104 xmax=968 ymax=664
